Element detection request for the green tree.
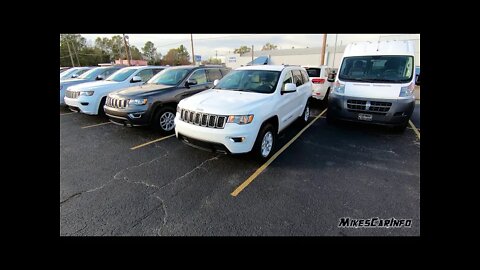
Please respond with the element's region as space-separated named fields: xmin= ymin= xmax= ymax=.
xmin=233 ymin=45 xmax=251 ymax=55
xmin=262 ymin=43 xmax=278 ymax=51
xmin=60 ymin=34 xmax=88 ymax=66
xmin=162 ymin=45 xmax=191 ymax=66
xmin=142 ymin=41 xmax=157 ymax=64
xmin=201 ymin=58 xmax=222 ymax=65
xmin=129 ymin=46 xmax=143 ymax=60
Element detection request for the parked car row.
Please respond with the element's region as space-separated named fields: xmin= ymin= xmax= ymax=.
xmin=61 ymin=40 xmax=419 ymax=160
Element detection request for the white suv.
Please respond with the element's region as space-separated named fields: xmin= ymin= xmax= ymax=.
xmin=303 ymin=66 xmax=335 ymax=103
xmin=175 ymin=65 xmax=312 ymax=160
xmin=64 ymin=66 xmax=164 ymax=115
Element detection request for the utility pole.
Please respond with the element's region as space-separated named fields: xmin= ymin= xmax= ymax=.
xmin=320 ymin=33 xmax=327 ymax=65
xmin=123 ymin=34 xmax=131 ymax=66
xmin=190 ymin=34 xmax=195 ymax=65
xmin=65 ymin=36 xmax=75 ymax=67
xmin=251 ymin=45 xmax=254 ymax=64
xmin=72 ymin=42 xmax=80 ymax=66
xmin=332 ymin=34 xmax=338 ymax=68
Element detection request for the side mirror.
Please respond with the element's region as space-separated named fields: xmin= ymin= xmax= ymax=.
xmin=96 ymin=74 xmax=105 ymax=80
xmin=415 ymin=74 xmax=420 ymax=86
xmin=186 ymin=78 xmax=197 ymax=87
xmin=281 ymin=83 xmax=297 ymax=95
xmin=71 ymin=74 xmax=79 ymax=78
xmin=213 ymin=79 xmax=219 ymax=86
xmin=131 ymin=76 xmax=142 ymax=83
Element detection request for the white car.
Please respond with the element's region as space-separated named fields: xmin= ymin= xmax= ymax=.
xmin=64 ymin=66 xmax=165 ymax=115
xmin=175 ymin=65 xmax=312 ymax=160
xmin=303 ymin=66 xmax=335 ymax=102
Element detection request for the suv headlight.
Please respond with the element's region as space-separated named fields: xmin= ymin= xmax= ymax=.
xmin=332 ymin=81 xmax=345 ymax=95
xmin=227 ymin=115 xmax=254 ymax=125
xmin=128 ymin=99 xmax=148 ymax=105
xmin=79 ymin=91 xmax=94 ymax=96
xmin=399 ymin=83 xmax=414 ymax=97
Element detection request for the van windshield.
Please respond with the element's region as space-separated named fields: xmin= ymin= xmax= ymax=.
xmin=338 ymin=56 xmax=414 ymax=83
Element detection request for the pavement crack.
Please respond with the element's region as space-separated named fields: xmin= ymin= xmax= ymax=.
xmin=60 ymin=181 xmax=113 ymax=207
xmin=60 ymin=192 xmax=82 ymax=206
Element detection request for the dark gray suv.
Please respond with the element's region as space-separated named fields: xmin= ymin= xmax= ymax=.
xmin=104 ymin=65 xmax=230 ymax=133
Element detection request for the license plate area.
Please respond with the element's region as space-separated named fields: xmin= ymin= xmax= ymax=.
xmin=358 ymin=113 xmax=372 ymax=121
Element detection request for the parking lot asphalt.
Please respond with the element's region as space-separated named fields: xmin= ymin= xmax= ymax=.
xmin=60 ymin=102 xmax=420 ymax=236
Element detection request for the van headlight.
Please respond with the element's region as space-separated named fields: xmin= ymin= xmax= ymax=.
xmin=332 ymin=81 xmax=345 ymax=95
xmin=399 ymin=83 xmax=414 ymax=97
xmin=128 ymin=99 xmax=148 ymax=105
xmin=227 ymin=115 xmax=254 ymax=125
xmin=79 ymin=91 xmax=94 ymax=96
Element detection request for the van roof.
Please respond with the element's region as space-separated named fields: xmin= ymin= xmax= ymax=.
xmin=343 ymin=40 xmax=415 ymax=57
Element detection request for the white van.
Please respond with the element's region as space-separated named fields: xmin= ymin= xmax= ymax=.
xmin=327 ymin=40 xmax=418 ymax=131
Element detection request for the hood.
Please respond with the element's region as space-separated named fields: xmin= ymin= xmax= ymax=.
xmin=179 ymin=89 xmax=272 ymax=115
xmin=67 ymin=80 xmax=119 ymax=91
xmin=60 ymin=78 xmax=90 ymax=88
xmin=114 ymin=83 xmax=175 ymax=97
xmin=343 ymin=82 xmax=402 ymax=99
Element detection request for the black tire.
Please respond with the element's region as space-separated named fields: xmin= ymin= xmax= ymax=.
xmin=299 ymin=101 xmax=310 ymax=125
xmin=98 ymin=97 xmax=107 ymax=116
xmin=252 ymin=123 xmax=276 ymax=161
xmin=323 ymin=88 xmax=331 ymax=106
xmin=152 ymin=106 xmax=176 ymax=134
xmin=326 ymin=110 xmax=337 ymax=125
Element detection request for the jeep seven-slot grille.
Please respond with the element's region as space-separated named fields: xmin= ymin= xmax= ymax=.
xmin=180 ymin=109 xmax=227 ymax=129
xmin=106 ymin=96 xmax=128 ymax=109
xmin=347 ymin=99 xmax=392 ymax=114
xmin=65 ymin=90 xmax=80 ymax=99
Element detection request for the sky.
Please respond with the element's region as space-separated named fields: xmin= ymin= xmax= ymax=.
xmin=80 ymin=34 xmax=420 ymax=61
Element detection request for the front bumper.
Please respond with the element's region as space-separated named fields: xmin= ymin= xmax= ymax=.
xmin=174 ymin=114 xmax=260 ymax=154
xmin=64 ymin=96 xmax=98 ymax=115
xmin=104 ymin=105 xmax=152 ymax=126
xmin=328 ymin=93 xmax=415 ymax=126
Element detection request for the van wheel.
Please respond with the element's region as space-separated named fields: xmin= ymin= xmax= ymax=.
xmin=98 ymin=97 xmax=107 ymax=116
xmin=252 ymin=123 xmax=276 ymax=161
xmin=153 ymin=106 xmax=176 ymax=134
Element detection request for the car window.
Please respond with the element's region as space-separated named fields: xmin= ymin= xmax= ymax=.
xmin=189 ymin=69 xmax=207 ymax=84
xmin=300 ymin=70 xmax=309 ymax=83
xmin=282 ymin=70 xmax=293 ymax=90
xmin=135 ymin=69 xmax=155 ymax=82
xmin=148 ymin=68 xmax=190 ymax=85
xmin=305 ymin=68 xmax=320 ymax=77
xmin=107 ymin=68 xmax=137 ymax=82
xmin=221 ymin=69 xmax=231 ymax=76
xmin=206 ymin=69 xmax=222 ymax=82
xmin=102 ymin=68 xmax=118 ymax=77
xmin=292 ymin=70 xmax=304 ymax=87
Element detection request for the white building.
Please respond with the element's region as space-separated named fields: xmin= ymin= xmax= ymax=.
xmin=225 ymin=35 xmax=420 ymax=69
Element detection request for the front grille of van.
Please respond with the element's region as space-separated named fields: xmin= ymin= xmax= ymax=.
xmin=347 ymin=99 xmax=392 ymax=115
xmin=180 ymin=109 xmax=227 ymax=129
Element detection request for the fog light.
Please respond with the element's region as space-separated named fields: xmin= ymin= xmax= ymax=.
xmin=128 ymin=112 xmax=144 ymax=119
xmin=229 ymin=137 xmax=245 ymax=143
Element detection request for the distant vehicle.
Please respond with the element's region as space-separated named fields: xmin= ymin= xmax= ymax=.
xmin=60 ymin=66 xmax=125 ymax=105
xmin=104 ymin=65 xmax=230 ymax=133
xmin=303 ymin=65 xmax=334 ymax=103
xmin=175 ymin=65 xmax=312 ymax=160
xmin=60 ymin=67 xmax=92 ymax=80
xmin=64 ymin=66 xmax=165 ymax=115
xmin=327 ymin=40 xmax=418 ymax=131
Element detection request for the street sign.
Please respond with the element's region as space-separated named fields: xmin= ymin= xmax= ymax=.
xmin=195 ymin=55 xmax=201 ymax=62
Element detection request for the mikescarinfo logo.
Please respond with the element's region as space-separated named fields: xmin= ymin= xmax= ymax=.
xmin=338 ymin=217 xmax=412 ymax=228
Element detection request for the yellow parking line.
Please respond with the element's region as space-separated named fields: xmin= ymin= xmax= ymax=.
xmin=60 ymin=112 xmax=75 ymax=116
xmin=231 ymin=108 xmax=328 ymax=197
xmin=408 ymin=120 xmax=420 ymax=140
xmin=130 ymin=134 xmax=175 ymax=150
xmin=81 ymin=122 xmax=112 ymax=129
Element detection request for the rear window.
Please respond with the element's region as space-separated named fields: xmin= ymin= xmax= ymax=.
xmin=305 ymin=68 xmax=320 ymax=77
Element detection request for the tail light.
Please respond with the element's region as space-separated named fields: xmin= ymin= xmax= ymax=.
xmin=312 ymin=78 xmax=325 ymax=84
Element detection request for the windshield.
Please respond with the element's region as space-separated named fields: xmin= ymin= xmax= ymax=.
xmin=214 ymin=70 xmax=280 ymax=94
xmin=338 ymin=55 xmax=414 ymax=83
xmin=78 ymin=67 xmax=103 ymax=80
xmin=148 ymin=68 xmax=190 ymax=85
xmin=106 ymin=68 xmax=137 ymax=82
